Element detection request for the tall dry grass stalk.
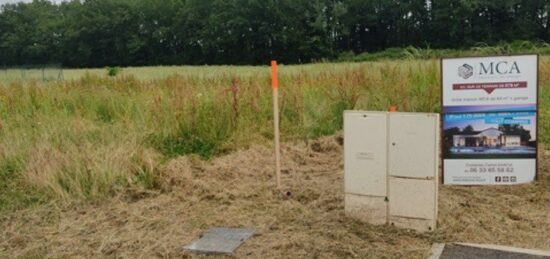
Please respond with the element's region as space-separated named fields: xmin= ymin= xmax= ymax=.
xmin=23 ymin=141 xmax=160 ymax=201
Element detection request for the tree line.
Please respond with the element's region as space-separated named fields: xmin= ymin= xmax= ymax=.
xmin=0 ymin=0 xmax=548 ymax=67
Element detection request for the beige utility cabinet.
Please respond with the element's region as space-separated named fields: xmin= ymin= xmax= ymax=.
xmin=344 ymin=111 xmax=439 ymax=232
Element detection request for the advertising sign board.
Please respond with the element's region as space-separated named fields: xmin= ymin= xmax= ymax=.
xmin=441 ymin=55 xmax=538 ymax=185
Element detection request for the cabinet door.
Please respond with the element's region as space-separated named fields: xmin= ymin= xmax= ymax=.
xmin=388 ymin=177 xmax=437 ymax=231
xmin=388 ymin=113 xmax=439 ymax=179
xmin=389 ymin=178 xmax=436 ymax=219
xmin=388 ymin=113 xmax=439 ymax=232
xmin=344 ymin=112 xmax=387 ymax=196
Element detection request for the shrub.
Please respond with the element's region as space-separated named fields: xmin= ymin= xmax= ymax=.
xmin=106 ymin=66 xmax=122 ymax=77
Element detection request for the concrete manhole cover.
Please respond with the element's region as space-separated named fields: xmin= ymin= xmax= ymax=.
xmin=184 ymin=227 xmax=256 ymax=255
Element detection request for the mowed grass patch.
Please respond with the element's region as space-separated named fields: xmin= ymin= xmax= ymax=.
xmin=0 ymin=58 xmax=548 ymax=207
xmin=0 ymin=136 xmax=548 ymax=258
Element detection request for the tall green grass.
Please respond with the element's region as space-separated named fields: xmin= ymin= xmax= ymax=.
xmin=0 ymin=58 xmax=548 ymax=209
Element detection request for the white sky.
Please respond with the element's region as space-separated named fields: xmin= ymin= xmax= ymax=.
xmin=0 ymin=0 xmax=31 ymax=4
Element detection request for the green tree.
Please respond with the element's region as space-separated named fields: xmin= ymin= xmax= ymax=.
xmin=463 ymin=125 xmax=475 ymax=133
xmin=0 ymin=0 xmax=548 ymax=67
xmin=0 ymin=1 xmax=60 ymax=66
xmin=498 ymin=124 xmax=532 ymax=143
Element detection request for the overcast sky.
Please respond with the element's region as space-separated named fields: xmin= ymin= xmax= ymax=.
xmin=1 ymin=0 xmax=39 ymax=5
xmin=0 ymin=0 xmax=31 ymax=4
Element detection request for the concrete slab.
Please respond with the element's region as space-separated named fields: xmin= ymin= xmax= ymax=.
xmin=454 ymin=243 xmax=550 ymax=257
xmin=428 ymin=243 xmax=550 ymax=259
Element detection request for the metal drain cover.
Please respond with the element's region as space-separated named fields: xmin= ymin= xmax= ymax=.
xmin=184 ymin=227 xmax=256 ymax=255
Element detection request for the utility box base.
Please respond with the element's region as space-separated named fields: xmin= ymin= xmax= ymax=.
xmin=344 ymin=111 xmax=439 ymax=232
xmin=390 ymin=216 xmax=435 ymax=232
xmin=345 ymin=193 xmax=387 ymax=225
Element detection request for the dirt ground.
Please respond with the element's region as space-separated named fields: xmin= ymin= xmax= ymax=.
xmin=1 ymin=135 xmax=549 ymax=258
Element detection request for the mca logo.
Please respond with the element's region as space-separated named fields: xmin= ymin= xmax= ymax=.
xmin=458 ymin=64 xmax=473 ymax=79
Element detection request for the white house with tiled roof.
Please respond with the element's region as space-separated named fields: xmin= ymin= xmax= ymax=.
xmin=453 ymin=128 xmax=521 ymax=148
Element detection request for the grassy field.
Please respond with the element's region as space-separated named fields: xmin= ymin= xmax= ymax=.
xmin=0 ymin=58 xmax=548 ymax=257
xmin=0 ymin=63 xmax=377 ymax=83
xmin=0 ymin=58 xmax=549 ymax=208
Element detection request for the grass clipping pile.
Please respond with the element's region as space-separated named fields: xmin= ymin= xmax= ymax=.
xmin=1 ymin=135 xmax=549 ymax=258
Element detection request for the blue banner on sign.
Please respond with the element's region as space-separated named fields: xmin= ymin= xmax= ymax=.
xmin=485 ymin=118 xmax=530 ymax=125
xmin=444 ymin=111 xmax=536 ymax=122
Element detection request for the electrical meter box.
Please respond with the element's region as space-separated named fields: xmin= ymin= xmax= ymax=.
xmin=344 ymin=111 xmax=439 ymax=232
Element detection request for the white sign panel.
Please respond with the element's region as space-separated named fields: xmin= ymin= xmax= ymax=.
xmin=441 ymin=55 xmax=538 ymax=185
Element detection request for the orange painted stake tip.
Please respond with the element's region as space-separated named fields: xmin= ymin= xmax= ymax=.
xmin=271 ymin=60 xmax=278 ymax=90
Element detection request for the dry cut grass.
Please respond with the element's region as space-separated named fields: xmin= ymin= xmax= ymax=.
xmin=0 ymin=136 xmax=548 ymax=258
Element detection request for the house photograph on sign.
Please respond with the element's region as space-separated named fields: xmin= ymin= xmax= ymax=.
xmin=443 ymin=111 xmax=537 ymax=159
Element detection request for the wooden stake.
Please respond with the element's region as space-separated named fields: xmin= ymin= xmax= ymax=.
xmin=271 ymin=60 xmax=281 ymax=191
